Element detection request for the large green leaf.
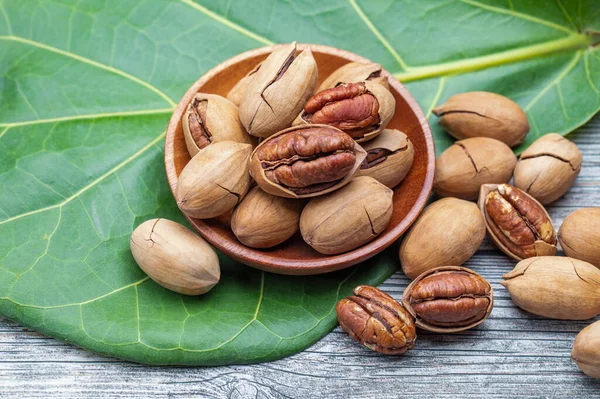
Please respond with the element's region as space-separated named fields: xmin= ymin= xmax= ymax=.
xmin=0 ymin=0 xmax=598 ymax=365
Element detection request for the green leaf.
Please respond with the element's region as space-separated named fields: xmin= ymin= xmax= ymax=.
xmin=0 ymin=0 xmax=598 ymax=365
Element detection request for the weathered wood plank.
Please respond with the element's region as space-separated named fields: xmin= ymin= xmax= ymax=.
xmin=1 ymin=117 xmax=600 ymax=398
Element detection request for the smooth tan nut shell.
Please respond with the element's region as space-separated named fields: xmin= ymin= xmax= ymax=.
xmin=402 ymin=266 xmax=493 ymax=333
xmin=559 ymin=208 xmax=600 ymax=268
xmin=231 ymin=186 xmax=303 ymax=248
xmin=249 ymin=124 xmax=367 ymax=199
xmin=356 ymin=129 xmax=414 ymax=188
xmin=318 ymin=61 xmax=389 ymax=91
xmin=226 ymin=61 xmax=263 ymax=106
xmin=182 ymin=93 xmax=254 ymax=157
xmin=239 ymin=42 xmax=318 ymax=138
xmin=434 ymin=137 xmax=516 ymax=200
xmin=478 ymin=184 xmax=557 ymax=261
xmin=501 ymin=256 xmax=600 ymax=320
xmin=513 ymin=133 xmax=582 ymax=204
xmin=300 ymin=176 xmax=393 ymax=255
xmin=176 ymin=141 xmax=252 ymax=219
xmin=399 ymin=198 xmax=486 ymax=279
xmin=293 ymin=80 xmax=396 ymax=143
xmin=130 ymin=219 xmax=220 ymax=295
xmin=432 ymin=91 xmax=530 ymax=147
xmin=572 ymin=320 xmax=600 ymax=379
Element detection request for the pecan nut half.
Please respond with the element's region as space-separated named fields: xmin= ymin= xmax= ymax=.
xmin=336 ymin=285 xmax=416 ymax=355
xmin=479 ymin=184 xmax=557 ymax=260
xmin=249 ymin=125 xmax=367 ymax=198
xmin=293 ymin=81 xmax=395 ymax=143
xmin=402 ymin=266 xmax=493 ymax=333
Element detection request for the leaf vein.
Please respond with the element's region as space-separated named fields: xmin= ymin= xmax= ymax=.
xmin=426 ymin=77 xmax=447 ymax=119
xmin=524 ymin=50 xmax=582 ymax=111
xmin=457 ymin=0 xmax=574 ymax=34
xmin=180 ymin=0 xmax=273 ymax=46
xmin=347 ymin=0 xmax=410 ymax=71
xmin=584 ymin=52 xmax=600 ymax=96
xmin=555 ymin=0 xmax=577 ymax=30
xmin=0 ymin=108 xmax=173 ymax=128
xmin=0 ymin=131 xmax=166 ymax=226
xmin=0 ymin=36 xmax=176 ymax=108
xmin=394 ymin=34 xmax=588 ymax=82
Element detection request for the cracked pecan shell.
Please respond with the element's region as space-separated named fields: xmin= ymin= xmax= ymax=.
xmin=356 ymin=129 xmax=414 ymax=188
xmin=176 ymin=141 xmax=252 ymax=219
xmin=293 ymin=81 xmax=395 ymax=143
xmin=130 ymin=219 xmax=220 ymax=295
xmin=479 ymin=184 xmax=557 ymax=260
xmin=239 ymin=42 xmax=318 ymax=138
xmin=434 ymin=137 xmax=516 ymax=200
xmin=402 ymin=266 xmax=493 ymax=333
xmin=336 ymin=285 xmax=416 ymax=355
xmin=182 ymin=93 xmax=254 ymax=157
xmin=249 ymin=125 xmax=367 ymax=199
xmin=513 ymin=133 xmax=582 ymax=204
xmin=317 ymin=61 xmax=389 ymax=92
xmin=226 ymin=61 xmax=263 ymax=106
xmin=432 ymin=91 xmax=530 ymax=148
xmin=501 ymin=256 xmax=600 ymax=320
xmin=299 ymin=176 xmax=393 ymax=255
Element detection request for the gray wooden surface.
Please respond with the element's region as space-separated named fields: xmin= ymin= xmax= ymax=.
xmin=2 ymin=116 xmax=600 ymax=398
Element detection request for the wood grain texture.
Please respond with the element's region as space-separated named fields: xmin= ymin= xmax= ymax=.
xmin=2 ymin=116 xmax=600 ymax=398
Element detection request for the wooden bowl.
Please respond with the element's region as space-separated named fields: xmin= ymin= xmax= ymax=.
xmin=165 ymin=44 xmax=435 ymax=275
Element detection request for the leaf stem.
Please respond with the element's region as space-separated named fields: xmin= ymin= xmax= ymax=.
xmin=394 ymin=33 xmax=590 ymax=82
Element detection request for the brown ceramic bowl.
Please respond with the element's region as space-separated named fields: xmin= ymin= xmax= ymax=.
xmin=165 ymin=44 xmax=435 ymax=275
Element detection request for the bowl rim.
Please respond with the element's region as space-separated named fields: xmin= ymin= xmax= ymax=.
xmin=165 ymin=43 xmax=435 ymax=275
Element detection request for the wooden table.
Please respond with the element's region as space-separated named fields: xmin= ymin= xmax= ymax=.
xmin=2 ymin=116 xmax=600 ymax=398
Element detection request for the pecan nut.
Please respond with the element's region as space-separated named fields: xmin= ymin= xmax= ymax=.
xmin=226 ymin=61 xmax=263 ymax=106
xmin=434 ymin=137 xmax=516 ymax=200
xmin=502 ymin=256 xmax=600 ymax=320
xmin=336 ymin=285 xmax=416 ymax=355
xmin=239 ymin=42 xmax=318 ymax=138
xmin=402 ymin=266 xmax=494 ymax=333
xmin=300 ymin=176 xmax=393 ymax=255
xmin=249 ymin=125 xmax=367 ymax=198
xmin=318 ymin=61 xmax=389 ymax=92
xmin=182 ymin=93 xmax=254 ymax=157
xmin=513 ymin=133 xmax=582 ymax=205
xmin=293 ymin=81 xmax=395 ymax=143
xmin=572 ymin=320 xmax=600 ymax=379
xmin=356 ymin=129 xmax=414 ymax=188
xmin=177 ymin=141 xmax=252 ymax=219
xmin=432 ymin=91 xmax=530 ymax=148
xmin=479 ymin=184 xmax=557 ymax=260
